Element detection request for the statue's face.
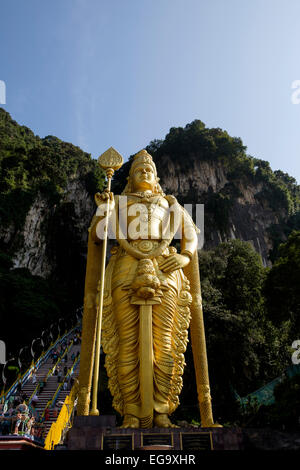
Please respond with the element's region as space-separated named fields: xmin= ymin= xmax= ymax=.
xmin=131 ymin=163 xmax=156 ymax=191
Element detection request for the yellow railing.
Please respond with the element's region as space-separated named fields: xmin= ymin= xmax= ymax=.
xmin=25 ymin=341 xmax=74 ymax=409
xmin=44 ymin=383 xmax=79 ymax=450
xmin=0 ymin=360 xmax=36 ymax=403
xmin=28 ymin=382 xmax=40 ymax=404
xmin=40 ymin=355 xmax=79 ymax=422
xmin=46 ymin=340 xmax=74 ymax=380
xmin=0 ymin=336 xmax=61 ymax=402
xmin=40 ymin=400 xmax=52 ymax=420
xmin=0 ymin=324 xmax=80 ymax=402
xmin=41 ymin=342 xmax=75 ymax=414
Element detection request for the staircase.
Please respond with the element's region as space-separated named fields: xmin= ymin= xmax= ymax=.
xmin=42 ymin=345 xmax=80 ymax=437
xmin=19 ymin=340 xmax=81 ymax=439
xmin=21 ymin=358 xmax=54 ymax=404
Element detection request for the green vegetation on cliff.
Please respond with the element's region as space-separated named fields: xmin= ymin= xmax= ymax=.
xmin=264 ymin=230 xmax=300 ymax=331
xmin=113 ymin=119 xmax=300 ymax=239
xmin=147 ymin=120 xmax=300 ymax=217
xmin=0 ymin=108 xmax=105 ymax=230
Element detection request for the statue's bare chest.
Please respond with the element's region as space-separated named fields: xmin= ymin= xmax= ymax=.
xmin=117 ymin=195 xmax=170 ymax=239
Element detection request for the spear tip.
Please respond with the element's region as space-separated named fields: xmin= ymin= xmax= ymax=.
xmin=98 ymin=147 xmax=123 ymax=171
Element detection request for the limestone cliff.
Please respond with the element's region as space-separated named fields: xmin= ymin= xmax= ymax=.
xmin=155 ymin=155 xmax=287 ymax=266
xmin=9 ymin=179 xmax=95 ymax=277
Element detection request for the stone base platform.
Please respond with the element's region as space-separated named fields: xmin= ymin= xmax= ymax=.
xmin=66 ymin=416 xmax=244 ymax=450
xmin=0 ymin=435 xmax=44 ymax=451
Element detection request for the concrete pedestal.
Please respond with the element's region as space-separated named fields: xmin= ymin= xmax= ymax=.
xmin=66 ymin=416 xmax=244 ymax=450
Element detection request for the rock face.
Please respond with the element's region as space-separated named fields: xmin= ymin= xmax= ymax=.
xmin=63 ymin=179 xmax=95 ymax=236
xmin=155 ymin=155 xmax=288 ymax=267
xmin=160 ymin=157 xmax=228 ymax=195
xmin=9 ymin=180 xmax=95 ymax=277
xmin=0 ymin=180 xmax=95 ymax=285
xmin=12 ymin=196 xmax=52 ymax=276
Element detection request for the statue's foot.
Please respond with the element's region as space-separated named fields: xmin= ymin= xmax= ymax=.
xmin=201 ymin=421 xmax=223 ymax=428
xmin=154 ymin=413 xmax=179 ymax=428
xmin=120 ymin=414 xmax=140 ymax=428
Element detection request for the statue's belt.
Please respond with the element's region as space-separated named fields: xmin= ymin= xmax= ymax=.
xmin=130 ymin=240 xmax=162 ymax=253
xmin=115 ymin=237 xmax=173 ymax=260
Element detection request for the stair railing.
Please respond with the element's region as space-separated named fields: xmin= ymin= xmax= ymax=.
xmin=40 ymin=355 xmax=80 ymax=421
xmin=44 ymin=381 xmax=79 ymax=450
xmin=0 ymin=325 xmax=79 ymax=403
xmin=46 ymin=340 xmax=74 ymax=380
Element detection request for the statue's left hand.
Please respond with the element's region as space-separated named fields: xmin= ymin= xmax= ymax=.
xmin=158 ymin=254 xmax=190 ymax=272
xmin=95 ymin=189 xmax=114 ymax=207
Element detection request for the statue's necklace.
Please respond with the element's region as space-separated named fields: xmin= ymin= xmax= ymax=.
xmin=129 ymin=193 xmax=161 ymax=222
xmin=130 ymin=191 xmax=156 ymax=202
xmin=116 ymin=194 xmax=173 ymax=259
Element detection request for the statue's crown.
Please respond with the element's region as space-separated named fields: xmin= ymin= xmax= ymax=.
xmin=129 ymin=150 xmax=157 ymax=176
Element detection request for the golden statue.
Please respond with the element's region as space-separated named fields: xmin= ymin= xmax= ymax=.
xmin=77 ymin=149 xmax=217 ymax=428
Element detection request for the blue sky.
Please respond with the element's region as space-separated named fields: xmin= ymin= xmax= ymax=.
xmin=1 ymin=0 xmax=300 ymax=182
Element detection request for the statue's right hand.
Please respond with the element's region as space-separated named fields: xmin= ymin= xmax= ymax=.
xmin=95 ymin=189 xmax=114 ymax=207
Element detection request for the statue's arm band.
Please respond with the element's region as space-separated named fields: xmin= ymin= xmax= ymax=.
xmin=181 ymin=249 xmax=193 ymax=260
xmin=181 ymin=224 xmax=198 ymax=255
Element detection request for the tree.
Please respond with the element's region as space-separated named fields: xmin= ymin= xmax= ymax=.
xmin=264 ymin=230 xmax=300 ymax=333
xmin=194 ymin=240 xmax=290 ymax=422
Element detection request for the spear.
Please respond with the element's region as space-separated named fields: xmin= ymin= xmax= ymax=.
xmin=89 ymin=147 xmax=123 ymax=416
